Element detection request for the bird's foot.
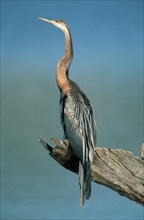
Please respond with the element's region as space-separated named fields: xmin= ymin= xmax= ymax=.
xmin=37 ymin=136 xmax=73 ymax=165
xmin=51 ymin=138 xmax=73 ymax=162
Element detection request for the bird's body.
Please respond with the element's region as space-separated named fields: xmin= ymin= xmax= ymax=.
xmin=60 ymin=81 xmax=96 ymax=163
xmin=39 ymin=17 xmax=96 ymax=206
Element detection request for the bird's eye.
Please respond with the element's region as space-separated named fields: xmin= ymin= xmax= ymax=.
xmin=56 ymin=20 xmax=59 ymax=23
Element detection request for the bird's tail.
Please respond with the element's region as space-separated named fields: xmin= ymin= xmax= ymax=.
xmin=79 ymin=161 xmax=91 ymax=207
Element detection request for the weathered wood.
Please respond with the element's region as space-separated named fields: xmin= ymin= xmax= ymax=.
xmin=38 ymin=137 xmax=144 ymax=206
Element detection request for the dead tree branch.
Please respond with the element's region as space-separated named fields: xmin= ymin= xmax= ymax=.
xmin=38 ymin=138 xmax=144 ymax=206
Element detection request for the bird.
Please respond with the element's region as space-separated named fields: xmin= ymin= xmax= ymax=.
xmin=38 ymin=17 xmax=96 ymax=207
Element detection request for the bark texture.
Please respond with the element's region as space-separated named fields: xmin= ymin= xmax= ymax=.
xmin=38 ymin=138 xmax=144 ymax=206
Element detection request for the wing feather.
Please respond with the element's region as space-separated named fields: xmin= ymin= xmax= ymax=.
xmin=60 ymin=91 xmax=96 ymax=163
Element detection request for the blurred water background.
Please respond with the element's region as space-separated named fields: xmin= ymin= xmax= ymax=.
xmin=1 ymin=1 xmax=143 ymax=219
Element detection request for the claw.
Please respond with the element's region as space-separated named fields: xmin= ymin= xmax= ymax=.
xmin=51 ymin=138 xmax=64 ymax=147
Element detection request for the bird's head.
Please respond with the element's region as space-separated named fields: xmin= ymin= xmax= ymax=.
xmin=38 ymin=17 xmax=69 ymax=32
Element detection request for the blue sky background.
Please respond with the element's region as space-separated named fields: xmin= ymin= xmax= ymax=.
xmin=1 ymin=0 xmax=143 ymax=219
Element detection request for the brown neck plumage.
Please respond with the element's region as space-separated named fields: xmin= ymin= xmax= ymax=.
xmin=56 ymin=26 xmax=73 ymax=91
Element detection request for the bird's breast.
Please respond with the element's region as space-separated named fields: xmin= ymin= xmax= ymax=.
xmin=64 ymin=110 xmax=84 ymax=159
xmin=60 ymin=92 xmax=85 ymax=160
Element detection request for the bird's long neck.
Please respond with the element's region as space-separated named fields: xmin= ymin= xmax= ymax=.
xmin=56 ymin=26 xmax=73 ymax=91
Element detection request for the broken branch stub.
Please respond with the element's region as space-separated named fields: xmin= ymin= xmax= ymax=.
xmin=37 ymin=137 xmax=144 ymax=206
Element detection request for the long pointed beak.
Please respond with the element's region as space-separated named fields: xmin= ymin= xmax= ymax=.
xmin=38 ymin=17 xmax=55 ymax=25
